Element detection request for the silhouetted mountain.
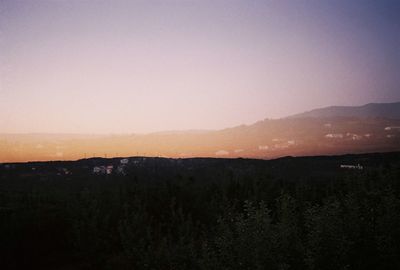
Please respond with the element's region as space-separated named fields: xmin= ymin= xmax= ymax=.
xmin=288 ymin=102 xmax=400 ymax=119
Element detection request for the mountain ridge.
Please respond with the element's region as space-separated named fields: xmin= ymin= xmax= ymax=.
xmin=288 ymin=101 xmax=400 ymax=119
xmin=1 ymin=102 xmax=400 ymax=162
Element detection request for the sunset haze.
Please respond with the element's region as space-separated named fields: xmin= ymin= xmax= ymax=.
xmin=1 ymin=0 xmax=400 ymax=134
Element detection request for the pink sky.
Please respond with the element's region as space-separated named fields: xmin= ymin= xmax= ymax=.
xmin=1 ymin=0 xmax=399 ymax=134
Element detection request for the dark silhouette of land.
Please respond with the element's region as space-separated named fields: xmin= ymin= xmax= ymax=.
xmin=1 ymin=152 xmax=400 ymax=269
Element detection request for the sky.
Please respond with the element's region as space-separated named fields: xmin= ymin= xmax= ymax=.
xmin=1 ymin=0 xmax=399 ymax=134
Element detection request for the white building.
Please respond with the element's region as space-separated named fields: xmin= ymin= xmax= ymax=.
xmin=325 ymin=133 xmax=343 ymax=139
xmin=340 ymin=164 xmax=363 ymax=170
xmin=120 ymin=158 xmax=129 ymax=165
xmin=106 ymin=165 xmax=114 ymax=175
xmin=385 ymin=126 xmax=400 ymax=131
xmin=93 ymin=165 xmax=114 ymax=175
xmin=346 ymin=133 xmax=362 ymax=141
xmin=93 ymin=166 xmax=105 ymax=174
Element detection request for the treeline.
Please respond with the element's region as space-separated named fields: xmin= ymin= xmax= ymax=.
xmin=1 ymin=159 xmax=400 ymax=269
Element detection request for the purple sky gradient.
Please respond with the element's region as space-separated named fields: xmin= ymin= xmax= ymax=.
xmin=1 ymin=0 xmax=399 ymax=133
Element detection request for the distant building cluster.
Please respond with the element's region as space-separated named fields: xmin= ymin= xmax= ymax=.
xmin=57 ymin=168 xmax=70 ymax=176
xmin=92 ymin=158 xmax=130 ymax=175
xmin=340 ymin=164 xmax=363 ymax=170
xmin=93 ymin=165 xmax=114 ymax=175
xmin=346 ymin=133 xmax=363 ymax=141
xmin=325 ymin=133 xmax=374 ymax=140
xmin=325 ymin=133 xmax=344 ymax=139
xmin=384 ymin=126 xmax=399 ymax=139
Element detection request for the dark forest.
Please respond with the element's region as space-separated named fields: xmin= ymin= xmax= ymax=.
xmin=1 ymin=152 xmax=400 ymax=269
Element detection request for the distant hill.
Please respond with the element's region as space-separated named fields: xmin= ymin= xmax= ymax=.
xmin=1 ymin=102 xmax=400 ymax=162
xmin=2 ymin=116 xmax=400 ymax=162
xmin=288 ymin=102 xmax=400 ymax=119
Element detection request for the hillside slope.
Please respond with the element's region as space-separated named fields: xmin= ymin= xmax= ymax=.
xmin=288 ymin=102 xmax=400 ymax=119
